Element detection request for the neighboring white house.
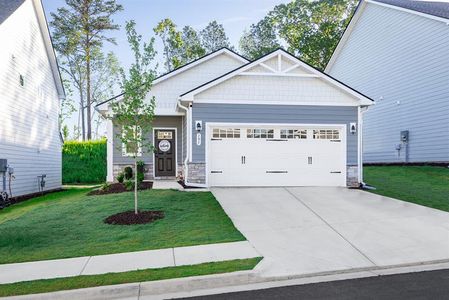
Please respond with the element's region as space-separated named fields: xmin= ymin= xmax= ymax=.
xmin=97 ymin=48 xmax=373 ymax=188
xmin=326 ymin=0 xmax=449 ymax=163
xmin=0 ymin=0 xmax=65 ymax=197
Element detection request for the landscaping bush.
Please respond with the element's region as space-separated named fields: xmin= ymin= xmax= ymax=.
xmin=124 ymin=166 xmax=133 ymax=180
xmin=62 ymin=139 xmax=107 ymax=184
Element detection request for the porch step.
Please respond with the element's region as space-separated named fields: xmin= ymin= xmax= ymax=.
xmin=152 ymin=180 xmax=183 ymax=190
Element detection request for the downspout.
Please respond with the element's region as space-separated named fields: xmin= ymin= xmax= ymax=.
xmin=359 ymin=106 xmax=373 ymax=189
xmin=177 ymin=100 xmax=190 ymax=183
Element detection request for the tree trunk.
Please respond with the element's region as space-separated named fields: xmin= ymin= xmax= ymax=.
xmin=80 ymin=90 xmax=85 ymax=141
xmin=134 ymin=158 xmax=138 ymax=215
xmin=86 ymin=49 xmax=92 ymax=140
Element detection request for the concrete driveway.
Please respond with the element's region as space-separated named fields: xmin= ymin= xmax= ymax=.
xmin=211 ymin=187 xmax=449 ymax=277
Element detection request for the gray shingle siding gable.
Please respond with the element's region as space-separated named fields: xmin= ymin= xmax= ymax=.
xmin=191 ymin=103 xmax=359 ymax=165
xmin=329 ymin=3 xmax=449 ymax=163
xmin=374 ymin=0 xmax=449 ymax=20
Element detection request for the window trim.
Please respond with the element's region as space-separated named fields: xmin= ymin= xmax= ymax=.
xmin=121 ymin=126 xmax=142 ymax=157
xmin=246 ymin=128 xmax=274 ymax=139
xmin=280 ymin=129 xmax=308 ymax=139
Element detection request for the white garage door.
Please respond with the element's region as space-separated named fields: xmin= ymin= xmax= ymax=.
xmin=207 ymin=125 xmax=346 ymax=187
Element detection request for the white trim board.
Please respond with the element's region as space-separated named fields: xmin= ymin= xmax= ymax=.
xmin=180 ymin=49 xmax=373 ymax=106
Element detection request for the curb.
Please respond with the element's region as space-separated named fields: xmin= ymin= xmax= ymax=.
xmin=4 ymin=258 xmax=449 ymax=300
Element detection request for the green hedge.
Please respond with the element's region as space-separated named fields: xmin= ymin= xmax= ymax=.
xmin=62 ymin=139 xmax=107 ymax=184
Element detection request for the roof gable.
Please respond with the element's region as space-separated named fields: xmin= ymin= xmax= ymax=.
xmin=180 ymin=48 xmax=373 ymax=106
xmin=96 ymin=47 xmax=248 ymax=109
xmin=326 ymin=0 xmax=449 ymax=72
xmin=0 ymin=0 xmax=25 ymax=25
xmin=374 ymin=0 xmax=449 ymax=20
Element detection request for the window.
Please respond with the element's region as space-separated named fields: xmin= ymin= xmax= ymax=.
xmin=247 ymin=128 xmax=274 ymax=139
xmin=212 ymin=128 xmax=240 ymax=138
xmin=122 ymin=126 xmax=142 ymax=156
xmin=157 ymin=131 xmax=172 ymax=139
xmin=313 ymin=129 xmax=340 ymax=140
xmin=280 ymin=129 xmax=307 ymax=139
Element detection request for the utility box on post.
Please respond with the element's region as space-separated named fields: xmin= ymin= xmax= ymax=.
xmin=400 ymin=130 xmax=409 ymax=143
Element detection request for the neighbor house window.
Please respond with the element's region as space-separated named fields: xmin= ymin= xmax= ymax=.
xmin=313 ymin=129 xmax=340 ymax=140
xmin=212 ymin=128 xmax=240 ymax=138
xmin=247 ymin=128 xmax=274 ymax=139
xmin=122 ymin=126 xmax=142 ymax=156
xmin=280 ymin=129 xmax=307 ymax=139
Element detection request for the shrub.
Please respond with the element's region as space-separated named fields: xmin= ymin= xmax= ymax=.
xmin=116 ymin=172 xmax=125 ymax=183
xmin=137 ymin=172 xmax=144 ymax=183
xmin=124 ymin=180 xmax=134 ymax=191
xmin=124 ymin=166 xmax=133 ymax=180
xmin=62 ymin=139 xmax=106 ymax=184
xmin=100 ymin=182 xmax=110 ymax=191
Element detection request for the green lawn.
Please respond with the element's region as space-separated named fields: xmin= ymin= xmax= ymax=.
xmin=364 ymin=165 xmax=449 ymax=212
xmin=0 ymin=188 xmax=245 ymax=264
xmin=0 ymin=258 xmax=262 ymax=297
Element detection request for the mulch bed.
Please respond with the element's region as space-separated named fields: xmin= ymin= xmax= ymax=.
xmin=104 ymin=210 xmax=164 ymax=225
xmin=88 ymin=182 xmax=152 ymax=196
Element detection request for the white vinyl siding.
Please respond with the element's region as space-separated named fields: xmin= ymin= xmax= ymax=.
xmin=0 ymin=0 xmax=62 ymax=197
xmin=148 ymin=54 xmax=246 ymax=115
xmin=328 ymin=2 xmax=449 ymax=162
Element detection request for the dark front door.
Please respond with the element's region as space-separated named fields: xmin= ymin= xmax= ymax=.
xmin=154 ymin=129 xmax=176 ymax=177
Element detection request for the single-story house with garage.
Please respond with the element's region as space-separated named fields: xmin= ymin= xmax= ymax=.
xmin=96 ymin=48 xmax=373 ymax=188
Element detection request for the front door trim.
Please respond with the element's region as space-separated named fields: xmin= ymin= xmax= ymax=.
xmin=153 ymin=127 xmax=177 ymax=178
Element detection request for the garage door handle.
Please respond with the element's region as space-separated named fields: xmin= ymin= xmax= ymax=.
xmin=330 ymin=171 xmax=342 ymax=174
xmin=241 ymin=156 xmax=246 ymax=164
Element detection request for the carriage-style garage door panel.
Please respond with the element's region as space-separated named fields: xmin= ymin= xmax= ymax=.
xmin=208 ymin=125 xmax=346 ymax=187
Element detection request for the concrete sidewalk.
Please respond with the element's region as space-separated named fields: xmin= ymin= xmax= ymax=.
xmin=0 ymin=241 xmax=259 ymax=284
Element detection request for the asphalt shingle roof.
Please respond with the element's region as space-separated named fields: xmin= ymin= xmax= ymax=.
xmin=0 ymin=0 xmax=26 ymax=25
xmin=374 ymin=0 xmax=449 ymax=19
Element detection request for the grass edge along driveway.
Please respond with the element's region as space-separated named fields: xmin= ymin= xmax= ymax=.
xmin=0 ymin=257 xmax=262 ymax=297
xmin=364 ymin=165 xmax=449 ymax=212
xmin=0 ymin=188 xmax=245 ymax=264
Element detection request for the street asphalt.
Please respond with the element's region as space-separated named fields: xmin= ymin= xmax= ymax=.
xmin=179 ymin=269 xmax=449 ymax=300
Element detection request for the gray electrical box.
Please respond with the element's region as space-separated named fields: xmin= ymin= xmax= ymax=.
xmin=400 ymin=130 xmax=409 ymax=143
xmin=0 ymin=159 xmax=7 ymax=172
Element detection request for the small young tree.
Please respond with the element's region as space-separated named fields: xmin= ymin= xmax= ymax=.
xmin=109 ymin=20 xmax=157 ymax=214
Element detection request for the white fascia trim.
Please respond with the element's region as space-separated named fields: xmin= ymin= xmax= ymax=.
xmin=238 ymin=72 xmax=319 ymax=78
xmin=152 ymin=49 xmax=248 ymax=86
xmin=32 ymin=0 xmax=65 ymax=99
xmin=181 ymin=49 xmax=373 ymax=106
xmin=368 ymin=0 xmax=449 ymax=24
xmin=194 ymin=100 xmax=360 ymax=107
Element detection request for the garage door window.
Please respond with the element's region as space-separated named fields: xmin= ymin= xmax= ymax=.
xmin=280 ymin=129 xmax=307 ymax=139
xmin=247 ymin=128 xmax=274 ymax=139
xmin=212 ymin=128 xmax=240 ymax=138
xmin=313 ymin=129 xmax=340 ymax=140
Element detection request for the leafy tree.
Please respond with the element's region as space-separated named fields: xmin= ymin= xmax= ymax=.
xmin=50 ymin=0 xmax=123 ymax=140
xmin=154 ymin=18 xmax=183 ymax=71
xmin=62 ymin=125 xmax=70 ymax=141
xmin=108 ymin=21 xmax=157 ymax=214
xmin=239 ymin=16 xmax=280 ymax=60
xmin=200 ymin=21 xmax=232 ymax=53
xmin=270 ymin=0 xmax=357 ymax=70
xmin=179 ymin=26 xmax=205 ymax=63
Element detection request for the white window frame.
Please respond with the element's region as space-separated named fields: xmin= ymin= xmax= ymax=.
xmin=212 ymin=128 xmax=241 ymax=139
xmin=121 ymin=126 xmax=142 ymax=157
xmin=246 ymin=128 xmax=274 ymax=139
xmin=280 ymin=129 xmax=308 ymax=139
xmin=313 ymin=129 xmax=340 ymax=140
